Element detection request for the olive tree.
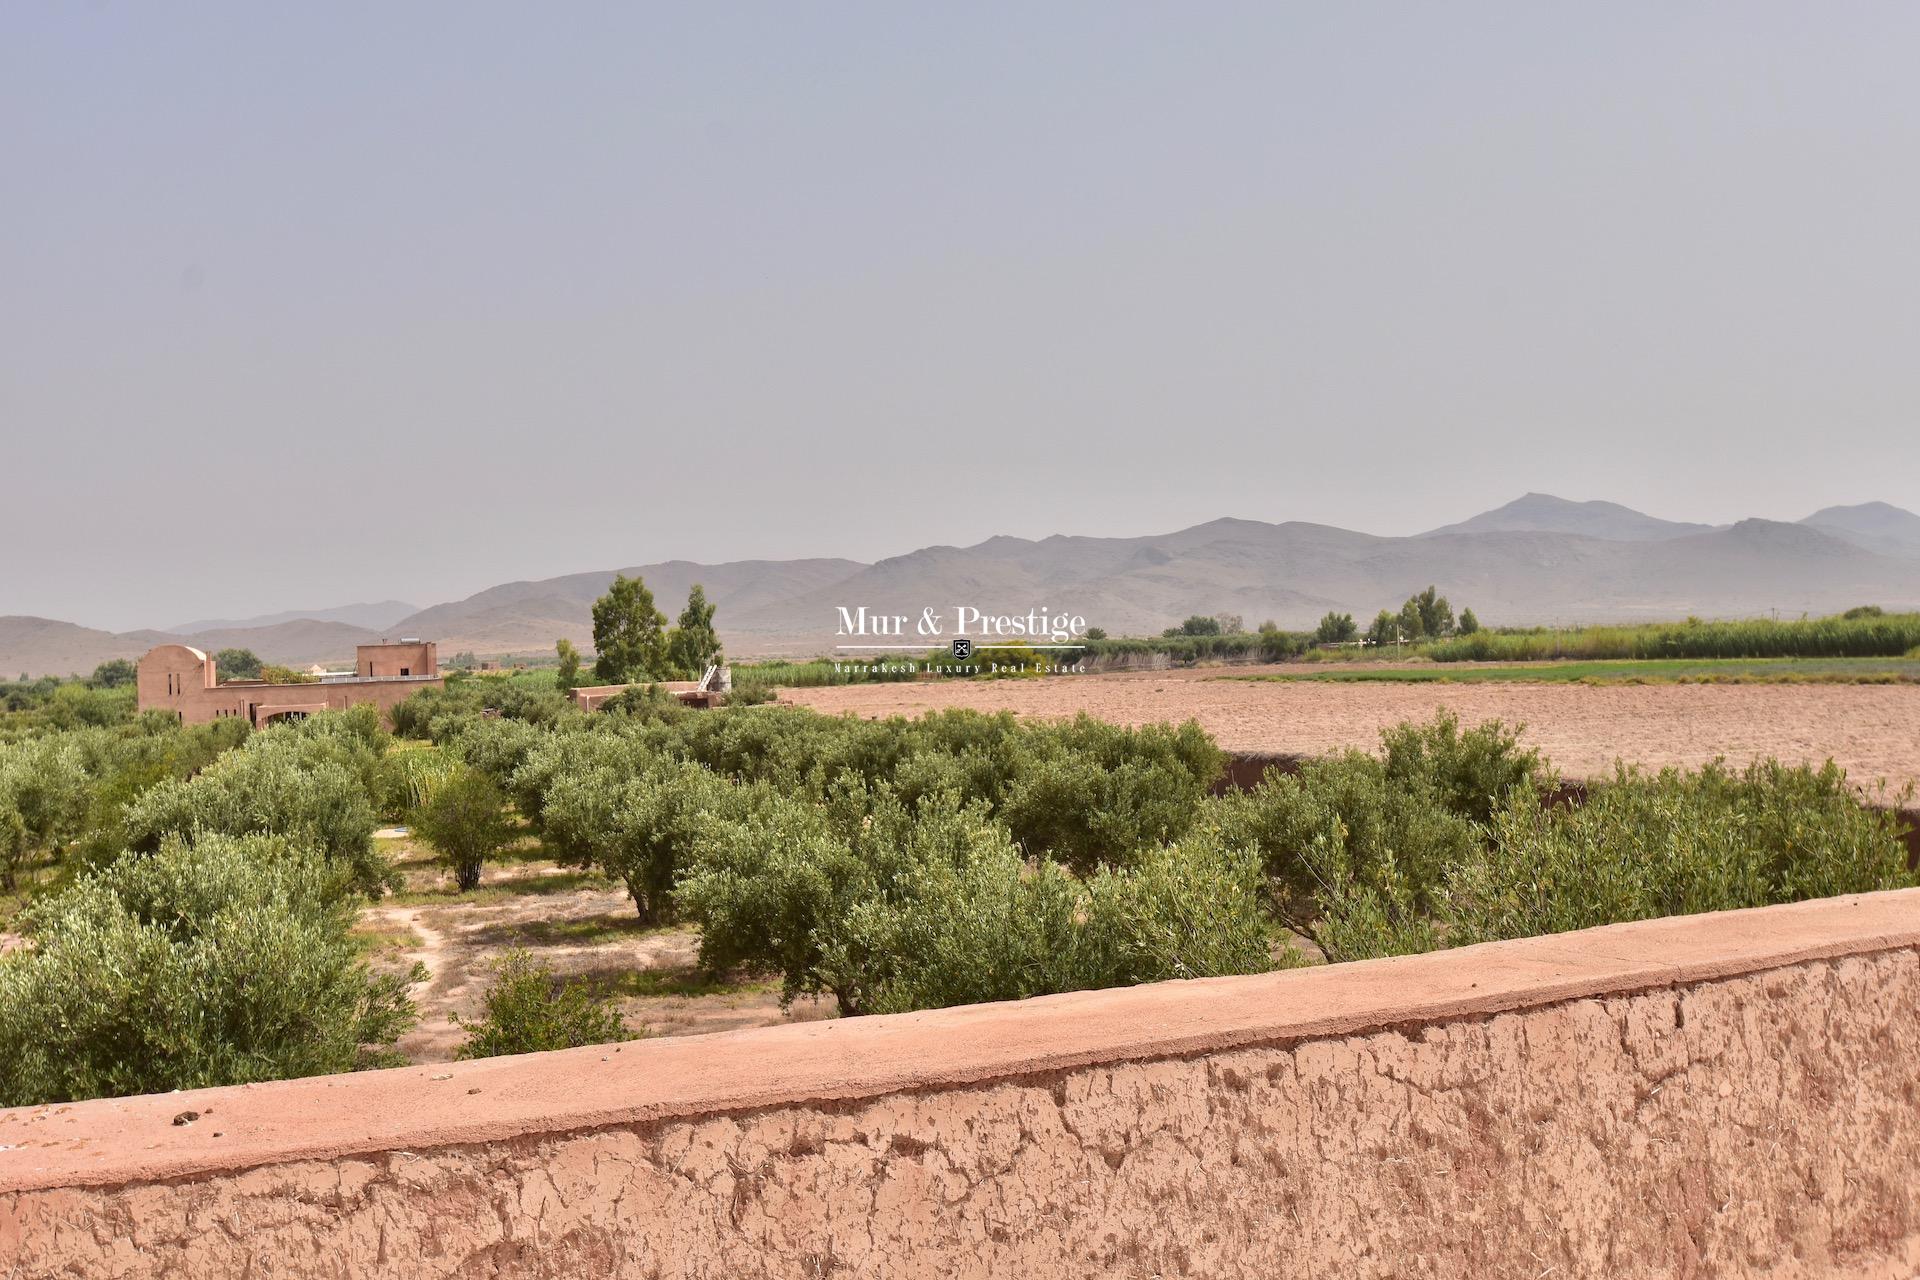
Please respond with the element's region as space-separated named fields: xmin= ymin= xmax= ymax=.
xmin=452 ymin=949 xmax=632 ymax=1059
xmin=122 ymin=711 xmax=390 ymax=896
xmin=0 ymin=833 xmax=418 ymax=1106
xmin=410 ymin=764 xmax=514 ymax=892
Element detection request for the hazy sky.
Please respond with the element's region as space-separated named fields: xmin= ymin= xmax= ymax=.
xmin=5 ymin=3 xmax=1917 ymax=631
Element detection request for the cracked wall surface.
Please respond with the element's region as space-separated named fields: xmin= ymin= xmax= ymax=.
xmin=3 ymin=947 xmax=1917 ymax=1279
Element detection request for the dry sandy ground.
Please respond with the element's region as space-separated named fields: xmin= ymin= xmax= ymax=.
xmin=783 ymin=667 xmax=1920 ymax=793
xmin=359 ymin=834 xmax=831 ymax=1063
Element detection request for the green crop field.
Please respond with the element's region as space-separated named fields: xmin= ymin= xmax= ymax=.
xmin=1225 ymin=657 xmax=1920 ymax=686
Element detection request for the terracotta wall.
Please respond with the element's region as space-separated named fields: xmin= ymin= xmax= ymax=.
xmin=572 ymin=681 xmax=698 ymax=712
xmin=3 ymin=890 xmax=1917 ymax=1278
xmin=133 ymin=643 xmax=219 ymax=718
xmin=357 ymin=641 xmax=437 ymax=678
xmin=134 ymin=643 xmax=441 ymax=728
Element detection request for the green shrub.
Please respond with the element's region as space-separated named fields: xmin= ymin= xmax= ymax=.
xmin=851 ymin=823 xmax=1279 ymax=1014
xmin=998 ymin=715 xmax=1222 ymax=872
xmin=42 ymin=683 xmax=137 ymax=730
xmin=681 ymin=783 xmax=1275 ymax=1017
xmin=391 ymin=678 xmax=576 ymax=742
xmin=0 ymin=717 xmax=253 ymax=881
xmin=543 ymin=758 xmax=751 ymax=921
xmin=0 ymin=833 xmax=417 ymax=1105
xmin=452 ymin=950 xmax=632 ymax=1059
xmin=1211 ymin=750 xmax=1476 ymax=958
xmin=1310 ymin=758 xmax=1916 ymax=962
xmin=856 ymin=843 xmax=1088 ymax=1015
xmin=446 ymin=718 xmax=552 ymax=791
xmin=410 ymin=764 xmax=514 ymax=892
xmin=281 ymin=702 xmax=388 ymax=758
xmin=679 ymin=785 xmax=1018 ymax=1015
xmin=0 ymin=806 xmax=26 ymax=893
xmin=598 ymin=683 xmax=694 ymax=722
xmin=0 ymin=736 xmax=91 ymax=886
xmin=1379 ymin=710 xmax=1545 ymax=824
xmin=1075 ymin=835 xmax=1282 ymax=988
xmin=1074 ymin=630 xmax=1309 ymax=665
xmin=1441 ymin=760 xmax=1913 ymax=946
xmin=122 ymin=713 xmax=390 ymax=896
xmin=724 ymin=673 xmax=777 ymax=706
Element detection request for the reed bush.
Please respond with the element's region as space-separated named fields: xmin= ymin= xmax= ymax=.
xmin=1425 ymin=612 xmax=1920 ymax=662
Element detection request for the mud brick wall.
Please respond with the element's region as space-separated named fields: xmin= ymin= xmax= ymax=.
xmin=3 ymin=890 xmax=1918 ymax=1278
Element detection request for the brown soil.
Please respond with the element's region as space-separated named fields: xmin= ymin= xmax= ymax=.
xmin=782 ymin=666 xmax=1920 ymax=793
xmin=358 ymin=834 xmax=831 ymax=1063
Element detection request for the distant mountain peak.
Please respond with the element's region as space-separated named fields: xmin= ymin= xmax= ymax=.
xmin=1808 ymin=499 xmax=1909 ymax=518
xmin=1420 ymin=494 xmax=1717 ymax=543
xmin=1799 ymin=501 xmax=1920 ymax=558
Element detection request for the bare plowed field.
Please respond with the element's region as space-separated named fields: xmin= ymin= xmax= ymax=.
xmin=783 ymin=669 xmax=1920 ymax=792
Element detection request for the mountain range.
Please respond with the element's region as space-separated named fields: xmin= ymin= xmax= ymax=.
xmin=165 ymin=600 xmax=420 ymax=635
xmin=5 ymin=496 xmax=1918 ymax=676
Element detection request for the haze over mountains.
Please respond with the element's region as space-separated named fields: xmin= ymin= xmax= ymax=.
xmin=6 ymin=496 xmax=1919 ymax=675
xmin=165 ymin=601 xmax=419 ymax=635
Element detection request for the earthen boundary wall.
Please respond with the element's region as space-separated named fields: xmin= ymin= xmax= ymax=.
xmin=3 ymin=890 xmax=1918 ymax=1277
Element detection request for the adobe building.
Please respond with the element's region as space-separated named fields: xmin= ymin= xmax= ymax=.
xmin=137 ymin=639 xmax=443 ymax=728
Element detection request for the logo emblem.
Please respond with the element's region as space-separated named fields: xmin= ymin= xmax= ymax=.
xmin=951 ymin=638 xmax=972 ymax=660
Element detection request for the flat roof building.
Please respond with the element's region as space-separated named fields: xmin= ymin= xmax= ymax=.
xmin=137 ymin=640 xmax=443 ymax=728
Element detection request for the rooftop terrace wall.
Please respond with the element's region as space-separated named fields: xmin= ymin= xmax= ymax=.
xmin=3 ymin=890 xmax=1917 ymax=1278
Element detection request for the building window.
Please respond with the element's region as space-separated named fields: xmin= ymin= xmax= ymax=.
xmin=400 ymin=667 xmax=410 ymax=677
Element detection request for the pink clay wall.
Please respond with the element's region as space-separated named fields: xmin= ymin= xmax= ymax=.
xmin=135 ymin=643 xmax=443 ymax=728
xmin=2 ymin=890 xmax=1917 ymax=1279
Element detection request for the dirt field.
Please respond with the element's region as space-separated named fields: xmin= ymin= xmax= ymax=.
xmin=358 ymin=830 xmax=831 ymax=1063
xmin=783 ymin=667 xmax=1920 ymax=793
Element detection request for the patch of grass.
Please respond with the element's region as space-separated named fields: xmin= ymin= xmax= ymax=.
xmin=386 ymin=869 xmax=610 ymax=907
xmin=350 ymin=927 xmax=424 ymax=960
xmin=466 ymin=913 xmax=668 ymax=949
xmin=588 ymin=967 xmax=775 ymax=1001
xmin=386 ymin=839 xmax=438 ymax=867
xmin=1225 ymin=657 xmax=1920 ymax=686
xmin=468 ymin=833 xmax=558 ymax=868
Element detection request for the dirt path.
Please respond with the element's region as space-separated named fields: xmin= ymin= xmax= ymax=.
xmin=359 ymin=838 xmax=831 ymax=1063
xmin=783 ymin=668 xmax=1920 ymax=792
xmin=357 ymin=900 xmax=468 ymax=1061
